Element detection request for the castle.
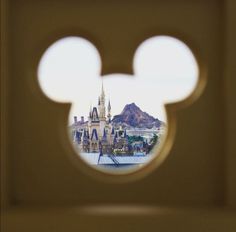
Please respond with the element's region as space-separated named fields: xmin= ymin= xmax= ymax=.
xmin=72 ymin=83 xmax=130 ymax=154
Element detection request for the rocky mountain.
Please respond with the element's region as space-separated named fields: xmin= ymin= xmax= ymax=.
xmin=112 ymin=103 xmax=164 ymax=129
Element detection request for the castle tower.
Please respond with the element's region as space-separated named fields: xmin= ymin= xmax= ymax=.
xmin=107 ymin=99 xmax=111 ymax=123
xmin=98 ymin=97 xmax=100 ymax=106
xmin=98 ymin=82 xmax=106 ymax=120
xmin=88 ymin=105 xmax=92 ymax=124
xmin=98 ymin=82 xmax=106 ymax=135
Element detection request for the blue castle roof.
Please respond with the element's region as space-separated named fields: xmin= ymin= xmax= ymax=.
xmin=111 ymin=127 xmax=115 ymax=135
xmin=75 ymin=131 xmax=81 ymax=142
xmin=103 ymin=128 xmax=107 ymax=139
xmin=124 ymin=129 xmax=127 ymax=138
xmin=83 ymin=130 xmax=89 ymax=141
xmin=91 ymin=128 xmax=98 ymax=140
xmin=86 ymin=130 xmax=90 ymax=139
xmin=91 ymin=107 xmax=99 ymax=121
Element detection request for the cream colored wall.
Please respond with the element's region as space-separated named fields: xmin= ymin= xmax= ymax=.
xmin=1 ymin=0 xmax=236 ymax=231
xmin=225 ymin=0 xmax=236 ymax=208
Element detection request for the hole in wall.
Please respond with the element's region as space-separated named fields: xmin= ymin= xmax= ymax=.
xmin=38 ymin=36 xmax=199 ymax=175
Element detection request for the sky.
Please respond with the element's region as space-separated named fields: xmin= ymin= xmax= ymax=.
xmin=38 ymin=36 xmax=198 ymax=124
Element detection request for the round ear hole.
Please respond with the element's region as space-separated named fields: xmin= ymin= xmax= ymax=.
xmin=37 ymin=36 xmax=101 ymax=103
xmin=38 ymin=35 xmax=199 ymax=177
xmin=133 ymin=36 xmax=199 ymax=104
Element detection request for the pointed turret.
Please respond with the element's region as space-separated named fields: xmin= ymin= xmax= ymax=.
xmin=87 ymin=130 xmax=89 ymax=139
xmin=102 ymin=128 xmax=107 ymax=143
xmin=108 ymin=99 xmax=111 ymax=111
xmin=124 ymin=129 xmax=127 ymax=138
xmin=98 ymin=81 xmax=106 ymax=120
xmin=100 ymin=81 xmax=105 ymax=105
xmin=103 ymin=128 xmax=107 ymax=139
xmin=91 ymin=107 xmax=99 ymax=121
xmin=88 ymin=105 xmax=92 ymax=120
xmin=82 ymin=129 xmax=89 ymax=142
xmin=107 ymin=99 xmax=111 ymax=123
xmin=75 ymin=131 xmax=82 ymax=143
xmin=111 ymin=127 xmax=115 ymax=135
xmin=91 ymin=128 xmax=98 ymax=140
xmin=101 ymin=80 xmax=105 ymax=98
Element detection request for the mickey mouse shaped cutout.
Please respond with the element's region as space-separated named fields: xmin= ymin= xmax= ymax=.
xmin=38 ymin=36 xmax=200 ymax=177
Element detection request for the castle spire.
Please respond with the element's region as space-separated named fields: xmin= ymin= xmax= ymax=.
xmin=101 ymin=80 xmax=105 ymax=97
xmin=89 ymin=104 xmax=92 ymax=119
xmin=100 ymin=81 xmax=105 ymax=103
xmin=108 ymin=99 xmax=111 ymax=111
xmin=107 ymin=99 xmax=111 ymax=123
xmin=99 ymin=81 xmax=106 ymax=120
